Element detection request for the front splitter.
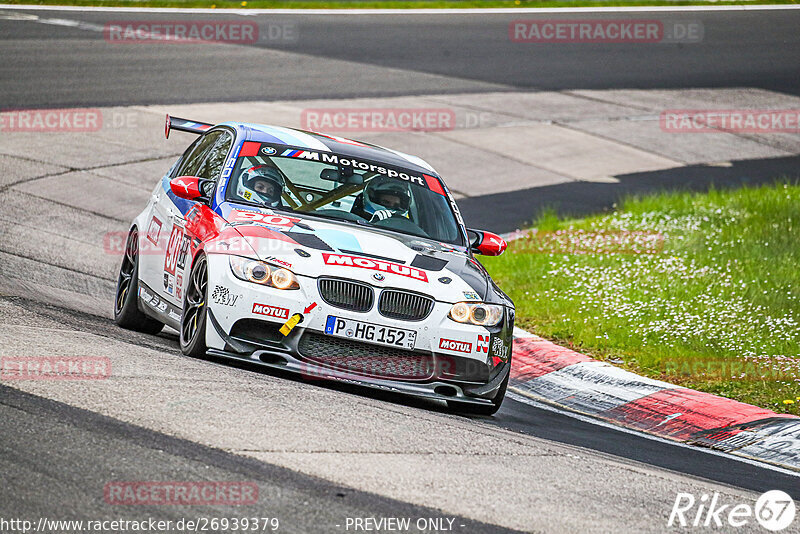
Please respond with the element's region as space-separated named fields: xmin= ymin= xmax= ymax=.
xmin=205 ymin=347 xmax=501 ymax=406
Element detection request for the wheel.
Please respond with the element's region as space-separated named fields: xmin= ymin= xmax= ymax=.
xmin=114 ymin=228 xmax=164 ymax=335
xmin=447 ymin=369 xmax=509 ymax=416
xmin=180 ymin=254 xmax=208 ymax=358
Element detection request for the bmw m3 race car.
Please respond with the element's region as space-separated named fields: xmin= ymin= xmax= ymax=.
xmin=114 ymin=115 xmax=514 ymax=414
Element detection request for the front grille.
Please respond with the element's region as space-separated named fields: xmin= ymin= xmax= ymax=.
xmin=298 ymin=332 xmax=434 ymax=381
xmin=378 ymin=290 xmax=434 ymax=321
xmin=318 ymin=278 xmax=374 ymax=312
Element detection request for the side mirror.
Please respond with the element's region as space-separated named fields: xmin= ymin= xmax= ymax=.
xmin=467 ymin=228 xmax=507 ymax=256
xmin=170 ymin=176 xmax=213 ymax=202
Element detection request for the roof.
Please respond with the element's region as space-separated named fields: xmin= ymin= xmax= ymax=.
xmin=221 ymin=121 xmax=439 ymax=178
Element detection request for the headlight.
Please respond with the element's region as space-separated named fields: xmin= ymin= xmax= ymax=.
xmin=448 ymin=302 xmax=504 ymax=326
xmin=271 ymin=268 xmax=295 ymax=290
xmin=229 ymin=256 xmax=299 ymax=290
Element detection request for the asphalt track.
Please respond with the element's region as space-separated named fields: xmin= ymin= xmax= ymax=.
xmin=0 ymin=384 xmax=512 ymax=534
xmin=1 ymin=7 xmax=800 ymax=108
xmin=2 ymin=6 xmax=800 ymax=533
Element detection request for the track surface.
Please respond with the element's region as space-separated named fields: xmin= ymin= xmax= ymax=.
xmin=1 ymin=294 xmax=797 ymax=532
xmin=1 ymin=6 xmax=800 ymax=532
xmin=0 ymin=384 xmax=511 ymax=534
xmin=1 ymin=7 xmax=800 ymax=108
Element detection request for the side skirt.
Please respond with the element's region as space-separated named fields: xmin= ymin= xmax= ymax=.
xmin=137 ymin=281 xmax=182 ymax=330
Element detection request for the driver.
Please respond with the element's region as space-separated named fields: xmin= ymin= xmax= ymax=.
xmin=237 ymin=165 xmax=284 ymax=207
xmin=362 ymin=176 xmax=411 ymax=222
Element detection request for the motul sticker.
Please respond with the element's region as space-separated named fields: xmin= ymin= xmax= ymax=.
xmin=322 ymin=253 xmax=428 ymax=282
xmin=252 ymin=302 xmax=290 ymax=320
xmin=439 ymin=338 xmax=472 ymax=354
xmin=228 ymin=210 xmax=300 ymax=228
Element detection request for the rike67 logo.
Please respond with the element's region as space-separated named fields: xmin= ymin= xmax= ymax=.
xmin=669 ymin=490 xmax=795 ymax=531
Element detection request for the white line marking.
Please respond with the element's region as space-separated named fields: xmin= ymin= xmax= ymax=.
xmin=653 ymin=412 xmax=684 ymax=428
xmin=512 ymin=326 xmax=539 ymax=339
xmin=1 ymin=3 xmax=800 ymax=14
xmin=507 ymin=390 xmax=800 ymax=478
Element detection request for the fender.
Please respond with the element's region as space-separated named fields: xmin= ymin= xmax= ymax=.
xmin=186 ymin=204 xmax=262 ymax=267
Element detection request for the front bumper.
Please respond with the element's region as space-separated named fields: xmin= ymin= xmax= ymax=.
xmin=205 ymin=343 xmax=508 ymax=406
xmin=203 ymin=253 xmax=513 ymax=404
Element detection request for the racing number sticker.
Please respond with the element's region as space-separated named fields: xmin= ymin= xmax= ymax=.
xmin=228 ymin=211 xmax=300 ymax=227
xmin=164 ymin=225 xmax=184 ymax=276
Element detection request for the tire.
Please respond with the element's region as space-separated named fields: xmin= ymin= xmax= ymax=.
xmin=447 ymin=369 xmax=509 ymax=416
xmin=114 ymin=228 xmax=164 ymax=335
xmin=180 ymin=254 xmax=208 ymax=358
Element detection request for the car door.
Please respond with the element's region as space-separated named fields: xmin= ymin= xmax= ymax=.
xmin=137 ymin=136 xmax=203 ymax=308
xmin=140 ymin=131 xmax=227 ymax=313
xmin=168 ymin=130 xmax=235 ymax=309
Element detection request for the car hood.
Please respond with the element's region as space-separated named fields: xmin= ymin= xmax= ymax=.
xmin=220 ymin=205 xmax=496 ymax=303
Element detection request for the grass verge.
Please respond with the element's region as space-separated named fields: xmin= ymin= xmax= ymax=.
xmin=481 ymin=182 xmax=800 ymax=414
xmin=4 ymin=0 xmax=799 ymax=9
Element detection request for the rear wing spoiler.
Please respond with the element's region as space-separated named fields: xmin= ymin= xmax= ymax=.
xmin=165 ymin=114 xmax=214 ymax=139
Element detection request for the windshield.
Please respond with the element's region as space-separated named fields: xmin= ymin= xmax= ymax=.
xmin=224 ymin=143 xmax=464 ymax=245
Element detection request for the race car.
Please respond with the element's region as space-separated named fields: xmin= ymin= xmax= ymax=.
xmin=114 ymin=115 xmax=514 ymax=414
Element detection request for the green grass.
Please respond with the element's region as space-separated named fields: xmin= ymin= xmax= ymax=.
xmin=482 ymin=182 xmax=800 ymax=413
xmin=5 ymin=0 xmax=799 ymax=9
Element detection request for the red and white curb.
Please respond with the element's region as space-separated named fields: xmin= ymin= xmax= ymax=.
xmin=508 ymin=327 xmax=800 ymax=472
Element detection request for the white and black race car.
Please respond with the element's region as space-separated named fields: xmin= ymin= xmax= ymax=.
xmin=114 ymin=116 xmax=514 ymax=414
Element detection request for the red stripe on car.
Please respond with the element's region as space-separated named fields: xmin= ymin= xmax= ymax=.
xmin=423 ymin=174 xmax=446 ymax=195
xmin=239 ymin=141 xmax=261 ymax=158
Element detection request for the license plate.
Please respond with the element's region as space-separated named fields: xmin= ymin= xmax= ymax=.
xmin=324 ymin=316 xmax=416 ymax=350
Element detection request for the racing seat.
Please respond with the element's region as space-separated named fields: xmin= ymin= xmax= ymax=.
xmin=350 ymin=193 xmax=370 ymax=220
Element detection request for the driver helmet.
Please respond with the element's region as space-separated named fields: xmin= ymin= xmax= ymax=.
xmin=363 ymin=176 xmax=410 ymax=219
xmin=238 ymin=165 xmax=284 ymax=206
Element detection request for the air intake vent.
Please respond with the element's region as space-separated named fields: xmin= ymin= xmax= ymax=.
xmin=318 ymin=278 xmax=374 ymax=312
xmin=378 ymin=290 xmax=434 ymax=321
xmin=298 ymin=333 xmax=434 ymax=381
